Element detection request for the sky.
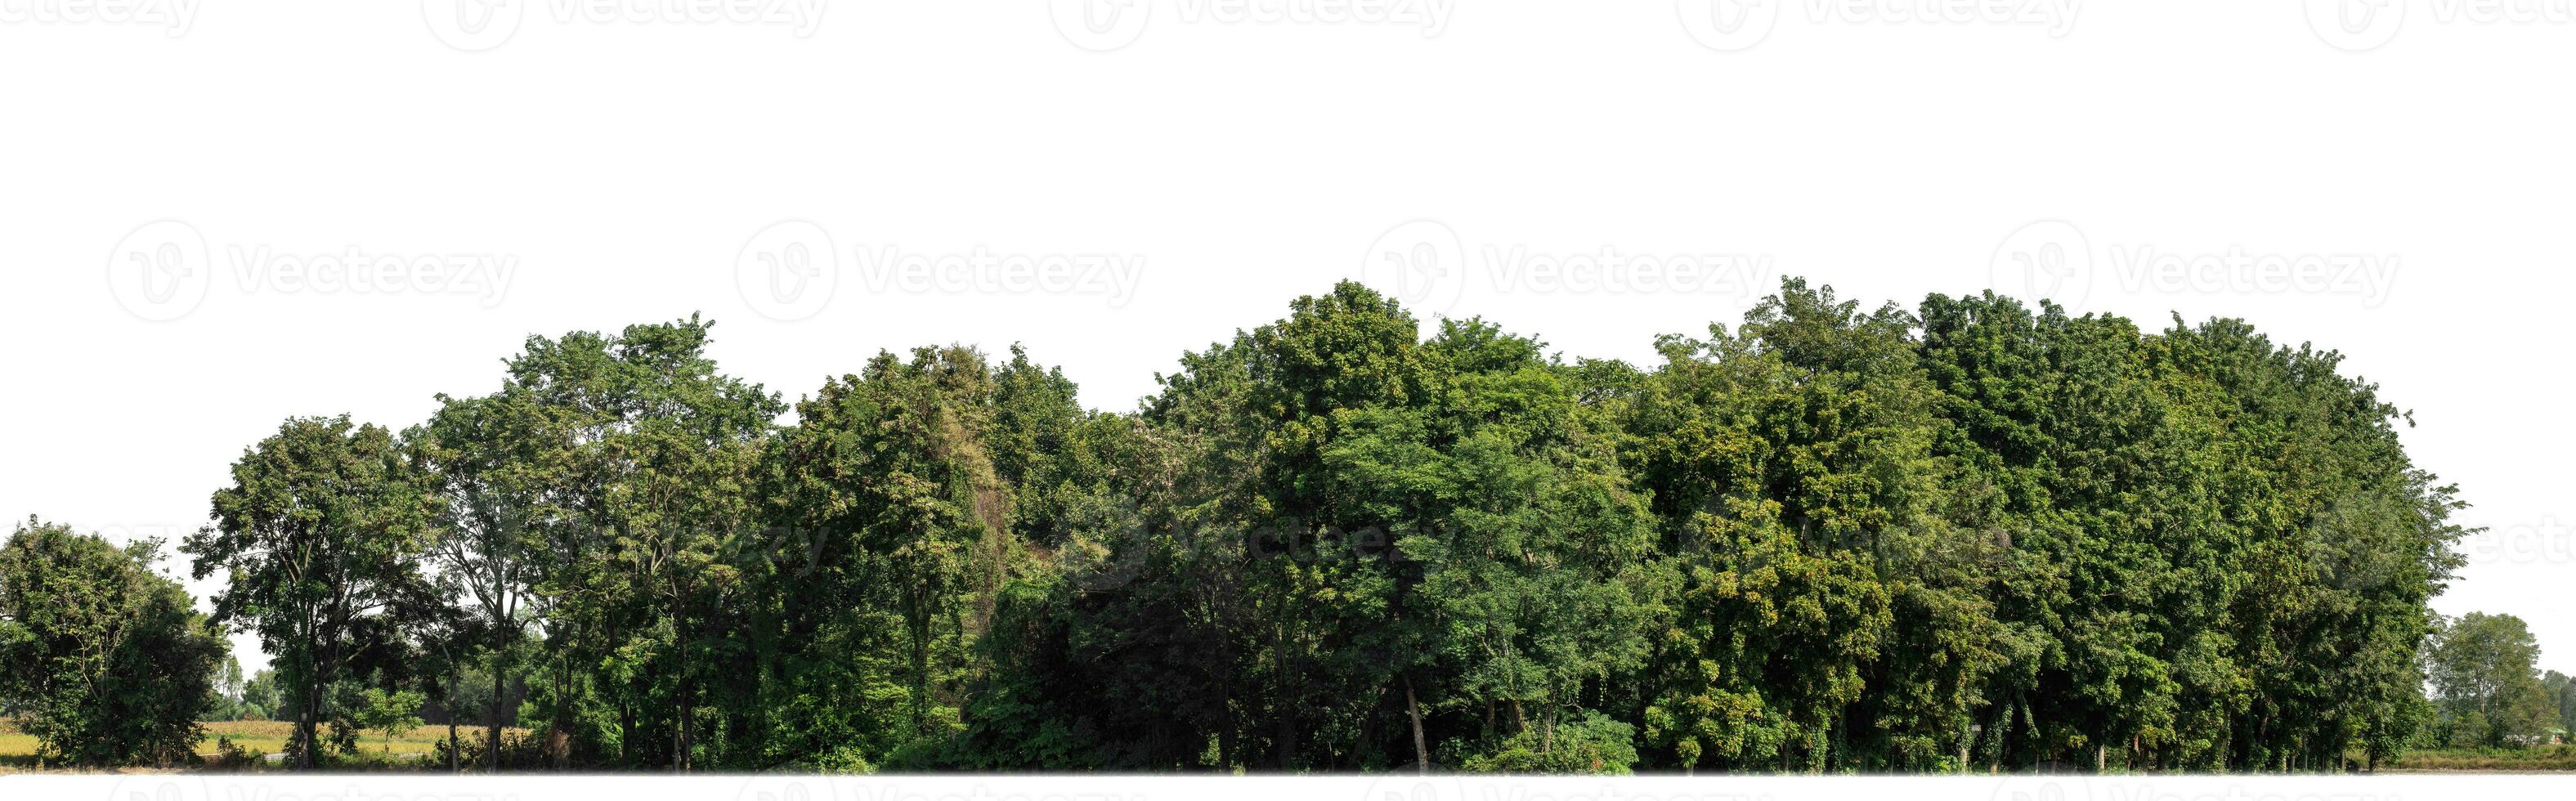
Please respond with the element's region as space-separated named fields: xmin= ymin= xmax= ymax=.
xmin=1 ymin=2 xmax=2571 ymax=677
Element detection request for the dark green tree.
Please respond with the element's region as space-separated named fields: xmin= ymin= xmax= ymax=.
xmin=0 ymin=517 xmax=226 ymax=767
xmin=186 ymin=417 xmax=439 ymax=768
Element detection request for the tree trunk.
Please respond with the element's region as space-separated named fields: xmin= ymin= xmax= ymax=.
xmin=1216 ymin=676 xmax=1238 ymax=770
xmin=1403 ymin=674 xmax=1429 ymax=775
xmin=296 ymin=676 xmax=324 ymax=770
xmin=909 ymin=597 xmax=933 ymax=734
xmin=1274 ymin=703 xmax=1299 ymax=770
xmin=489 ymin=644 xmax=507 ymax=772
xmin=676 ymin=696 xmax=692 ymax=772
xmin=1272 ymin=627 xmax=1297 ymax=771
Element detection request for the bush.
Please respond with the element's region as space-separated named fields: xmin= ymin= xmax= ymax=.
xmin=0 ymin=518 xmax=227 ymax=767
xmin=1453 ymin=711 xmax=1638 ymax=775
xmin=432 ymin=728 xmax=550 ymax=771
xmin=207 ymin=736 xmax=267 ymax=771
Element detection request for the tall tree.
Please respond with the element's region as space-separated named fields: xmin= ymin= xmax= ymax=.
xmin=485 ymin=316 xmax=782 ymax=771
xmin=185 ymin=416 xmax=437 ymax=768
xmin=759 ymin=345 xmax=1016 ymax=768
xmin=411 ymin=393 xmax=539 ymax=771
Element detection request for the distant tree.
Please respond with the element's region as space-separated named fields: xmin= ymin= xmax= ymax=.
xmin=185 ymin=416 xmax=440 ymax=768
xmin=0 ymin=517 xmax=226 ymax=767
xmin=241 ymin=669 xmax=282 ymax=721
xmin=204 ymin=652 xmax=247 ymax=720
xmin=2549 ymin=670 xmax=2575 ymax=737
xmin=2426 ymin=613 xmax=2555 ymax=747
xmin=354 ymin=686 xmax=426 ymax=754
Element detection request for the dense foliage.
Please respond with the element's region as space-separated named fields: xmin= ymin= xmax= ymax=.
xmin=0 ymin=517 xmax=226 ymax=766
xmin=18 ymin=280 xmax=2495 ymax=772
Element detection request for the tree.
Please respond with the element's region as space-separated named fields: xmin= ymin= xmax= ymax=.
xmin=481 ymin=316 xmax=782 ymax=771
xmin=0 ymin=517 xmax=226 ymax=767
xmin=185 ymin=416 xmax=440 ymax=768
xmin=208 ymin=653 xmax=247 ymax=720
xmin=241 ymin=668 xmax=283 ymax=721
xmin=1373 ymin=319 xmax=1660 ymax=773
xmin=411 ymin=392 xmax=541 ymax=772
xmin=2547 ymin=670 xmax=2574 ymax=738
xmin=761 ymin=346 xmax=1015 ymax=767
xmin=355 ymin=686 xmax=427 ymax=754
xmin=2426 ymin=613 xmax=2554 ymax=747
xmin=96 ymin=285 xmax=2497 ymax=774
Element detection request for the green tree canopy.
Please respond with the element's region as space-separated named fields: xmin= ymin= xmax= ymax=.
xmin=0 ymin=517 xmax=226 ymax=767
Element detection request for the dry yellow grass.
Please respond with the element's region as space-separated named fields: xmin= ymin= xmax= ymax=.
xmin=200 ymin=720 xmax=447 ymax=757
xmin=0 ymin=719 xmax=531 ymax=771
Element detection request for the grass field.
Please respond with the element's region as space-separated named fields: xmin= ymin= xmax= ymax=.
xmin=0 ymin=719 xmax=524 ymax=772
xmin=2382 ymin=745 xmax=2576 ymax=772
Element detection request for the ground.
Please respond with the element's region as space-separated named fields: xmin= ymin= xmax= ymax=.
xmin=0 ymin=719 xmax=522 ymax=772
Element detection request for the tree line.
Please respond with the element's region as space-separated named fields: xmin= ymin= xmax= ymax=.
xmin=0 ymin=279 xmax=2552 ymax=772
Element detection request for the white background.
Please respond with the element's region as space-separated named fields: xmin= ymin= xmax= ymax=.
xmin=1 ymin=1 xmax=2571 ymax=686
